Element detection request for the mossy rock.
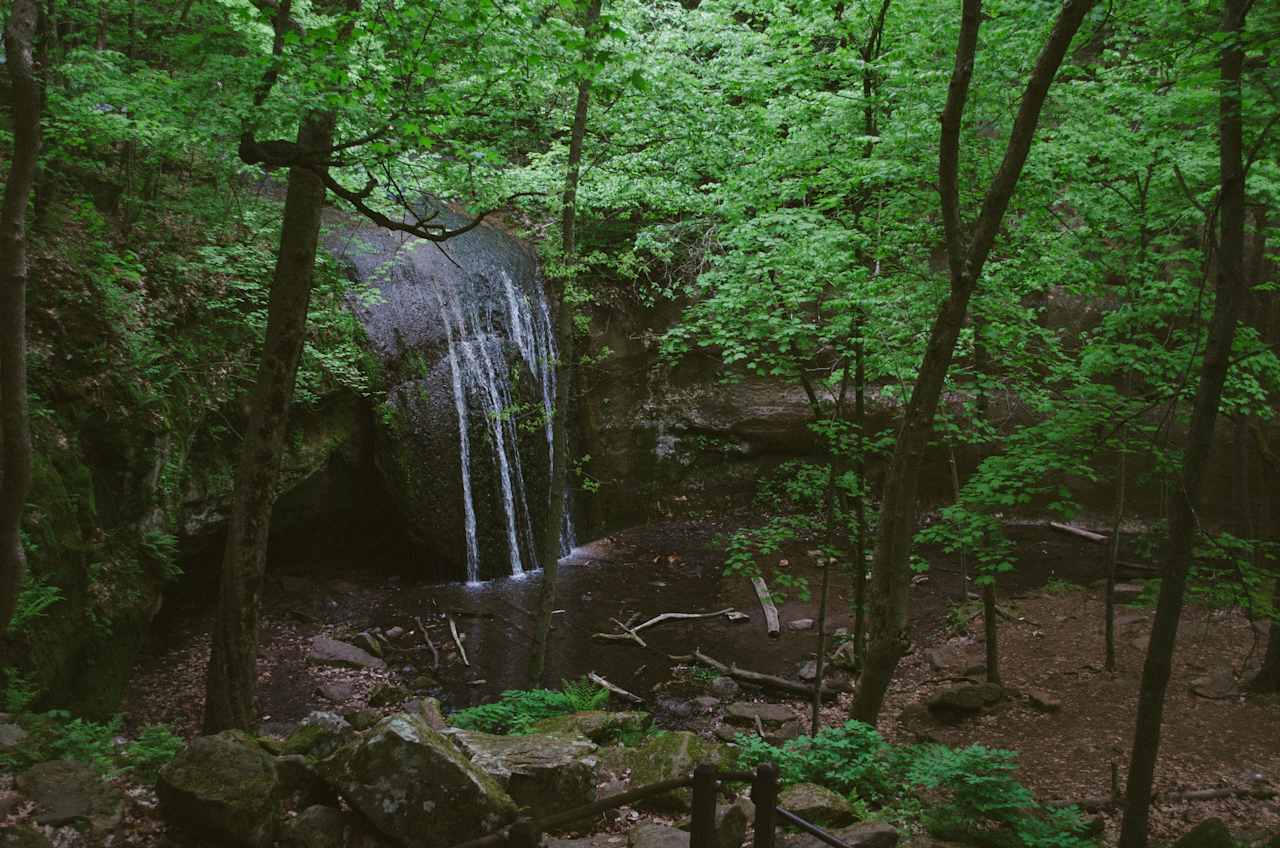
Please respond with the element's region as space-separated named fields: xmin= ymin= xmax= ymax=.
xmin=157 ymin=730 xmax=284 ymax=848
xmin=778 ymin=783 xmax=856 ymax=828
xmin=623 ymin=731 xmax=726 ymax=813
xmin=1172 ymin=819 xmax=1235 ymax=848
xmin=529 ymin=711 xmax=652 ymax=744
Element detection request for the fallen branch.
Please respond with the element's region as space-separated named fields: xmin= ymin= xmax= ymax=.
xmin=1049 ymin=786 xmax=1276 ymax=813
xmin=592 ymin=608 xmax=736 ymax=646
xmin=415 ymin=615 xmax=440 ymax=670
xmin=448 ymin=616 xmax=470 ymax=667
xmin=588 ymin=671 xmax=643 ymax=704
xmin=671 ymin=649 xmax=837 ymax=700
xmin=1049 ymin=522 xmax=1108 ymax=544
xmin=1116 ymin=560 xmax=1160 ymax=574
xmin=994 ymin=605 xmax=1038 ymax=627
xmin=752 ymin=578 xmax=781 ymax=638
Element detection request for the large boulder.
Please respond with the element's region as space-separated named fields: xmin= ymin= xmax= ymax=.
xmin=157 ymin=730 xmax=283 ymax=848
xmin=308 ymin=636 xmax=387 ymax=671
xmin=926 ymin=684 xmax=1005 ymax=723
xmin=286 ymin=711 xmax=357 ymax=758
xmin=15 ymin=759 xmax=124 ymax=832
xmin=623 ymin=731 xmax=727 ymax=812
xmin=321 ymin=713 xmax=517 ymax=848
xmin=281 ymin=805 xmax=389 ymax=848
xmin=778 ymin=783 xmax=856 ymax=828
xmin=529 ymin=711 xmax=653 ymax=744
xmin=449 ymin=730 xmax=599 ymax=814
xmin=725 ymin=703 xmax=797 ymax=727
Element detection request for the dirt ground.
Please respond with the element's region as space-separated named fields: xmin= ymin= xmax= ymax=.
xmin=117 ymin=516 xmax=1279 ymax=844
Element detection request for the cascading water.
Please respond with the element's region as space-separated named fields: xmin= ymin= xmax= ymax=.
xmin=335 ymin=211 xmax=575 ymax=582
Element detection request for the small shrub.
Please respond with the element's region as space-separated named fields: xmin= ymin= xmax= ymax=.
xmin=1043 ymin=577 xmax=1075 ymax=595
xmin=10 ymin=573 xmax=64 ymax=632
xmin=120 ymin=724 xmax=184 ymax=784
xmin=1 ymin=668 xmax=39 ymax=713
xmin=733 ymin=721 xmax=897 ymax=803
xmin=451 ymin=679 xmax=608 ymax=735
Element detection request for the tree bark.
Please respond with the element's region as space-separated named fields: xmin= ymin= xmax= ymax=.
xmin=202 ymin=111 xmax=334 ymax=732
xmin=530 ymin=0 xmax=603 ymax=687
xmin=851 ymin=0 xmax=1097 ymax=724
xmin=0 ymin=0 xmax=43 ymax=633
xmin=1117 ymin=1 xmax=1249 ymax=843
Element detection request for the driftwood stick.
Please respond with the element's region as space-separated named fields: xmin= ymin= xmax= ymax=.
xmin=415 ymin=615 xmax=440 ymax=670
xmin=1049 ymin=786 xmax=1276 ymax=812
xmin=588 ymin=671 xmax=643 ymax=704
xmin=671 ymin=649 xmax=837 ymax=700
xmin=1049 ymin=522 xmax=1108 ymax=544
xmin=448 ymin=615 xmax=470 ymax=667
xmin=595 ymin=617 xmax=647 ymax=647
xmin=751 ymin=578 xmax=781 ymax=638
xmin=630 ymin=608 xmax=736 ymax=633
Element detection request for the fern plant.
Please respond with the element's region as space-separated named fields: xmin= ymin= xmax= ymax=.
xmin=451 ymin=680 xmax=609 ymax=735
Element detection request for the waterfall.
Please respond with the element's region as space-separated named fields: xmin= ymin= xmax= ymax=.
xmin=431 ymin=265 xmax=575 ymax=582
xmin=337 ymin=213 xmax=576 ymax=583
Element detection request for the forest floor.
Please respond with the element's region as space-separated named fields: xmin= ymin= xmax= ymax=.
xmin=113 ymin=516 xmax=1279 ymax=845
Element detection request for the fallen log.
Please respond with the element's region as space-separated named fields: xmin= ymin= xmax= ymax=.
xmin=588 ymin=671 xmax=643 ymax=704
xmin=752 ymin=578 xmax=781 ymax=638
xmin=448 ymin=615 xmax=470 ymax=667
xmin=670 ymin=649 xmax=838 ymax=700
xmin=1049 ymin=522 xmax=1108 ymax=544
xmin=1048 ymin=786 xmax=1276 ymax=813
xmin=415 ymin=615 xmax=440 ymax=670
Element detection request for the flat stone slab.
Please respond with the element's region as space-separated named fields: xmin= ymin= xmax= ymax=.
xmin=726 ymin=702 xmax=797 ymax=726
xmin=17 ymin=760 xmax=124 ymax=831
xmin=307 ymin=636 xmax=386 ymax=670
xmin=782 ymin=823 xmax=898 ymax=848
xmin=0 ymin=723 xmax=28 ymax=751
xmin=629 ymin=824 xmax=689 ymax=848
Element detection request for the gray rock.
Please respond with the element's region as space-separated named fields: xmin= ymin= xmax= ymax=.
xmin=660 ymin=698 xmax=695 ymax=720
xmin=1191 ymin=670 xmax=1240 ymax=700
xmin=286 ymin=711 xmax=355 ymax=758
xmin=353 ymin=632 xmax=384 ymax=658
xmin=726 ymin=702 xmax=797 ymax=727
xmin=1025 ymin=689 xmax=1062 ymax=713
xmin=925 ymin=647 xmax=985 ymax=677
xmin=157 ymin=730 xmax=282 ymax=848
xmin=693 ymin=696 xmax=721 ymax=713
xmin=765 ymin=720 xmax=804 ymax=746
xmin=16 ymin=759 xmax=124 ymax=831
xmin=317 ymin=681 xmax=356 ymax=703
xmin=708 ymin=677 xmax=741 ymax=700
xmin=630 ymin=824 xmax=689 ymax=848
xmin=619 ymin=731 xmax=727 ymax=812
xmin=405 ymin=697 xmax=449 ymax=731
xmin=281 ymin=805 xmax=387 ymax=848
xmin=926 ymin=683 xmax=1005 ymax=722
xmin=0 ymin=723 xmax=27 ymax=751
xmin=717 ymin=796 xmax=755 ymax=848
xmin=308 ymin=636 xmax=386 ymax=670
xmin=368 ymin=683 xmax=410 ymax=708
xmin=829 ymin=642 xmax=860 ymax=673
xmin=778 ymin=783 xmax=855 ymax=827
xmin=345 ymin=708 xmax=381 ymax=731
xmin=783 ymin=823 xmax=898 ymax=848
xmin=714 ymin=725 xmax=741 ymax=743
xmin=788 ymin=619 xmax=815 ymax=632
xmin=450 ymin=730 xmax=599 ymax=815
xmin=384 ymin=626 xmax=406 ymax=641
xmin=276 ymin=754 xmax=338 ymax=809
xmin=798 ymin=661 xmax=818 ymax=682
xmin=322 ymin=713 xmax=518 ymax=848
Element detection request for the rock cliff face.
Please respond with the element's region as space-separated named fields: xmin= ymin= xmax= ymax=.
xmin=329 ymin=215 xmax=562 ymax=582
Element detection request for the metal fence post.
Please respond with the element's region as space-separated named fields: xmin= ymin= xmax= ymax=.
xmin=691 ymin=764 xmax=719 ymax=848
xmin=751 ymin=762 xmax=779 ymax=848
xmin=509 ymin=817 xmax=541 ymax=848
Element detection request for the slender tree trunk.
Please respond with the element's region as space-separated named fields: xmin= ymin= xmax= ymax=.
xmin=1105 ymin=440 xmax=1126 ymax=671
xmin=948 ymin=444 xmax=968 ymax=600
xmin=853 ymin=316 xmax=868 ymax=666
xmin=530 ymin=0 xmax=603 ymax=687
xmin=0 ymin=0 xmax=43 ymax=633
xmin=202 ymin=111 xmax=333 ymax=732
xmin=852 ymin=0 xmax=1096 ymax=724
xmin=1118 ymin=2 xmax=1248 ymax=843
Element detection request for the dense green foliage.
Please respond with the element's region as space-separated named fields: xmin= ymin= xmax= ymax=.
xmin=0 ymin=710 xmax=183 ymax=784
xmin=449 ymin=680 xmax=609 ymax=735
xmin=735 ymin=722 xmax=1094 ymax=848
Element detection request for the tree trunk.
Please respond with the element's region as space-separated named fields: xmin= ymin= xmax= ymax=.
xmin=0 ymin=0 xmax=43 ymax=634
xmin=202 ymin=111 xmax=333 ymax=732
xmin=853 ymin=317 xmax=868 ymax=666
xmin=851 ymin=0 xmax=1097 ymax=724
xmin=530 ymin=0 xmax=603 ymax=687
xmin=1105 ymin=436 xmax=1127 ymax=671
xmin=1117 ymin=1 xmax=1248 ymax=843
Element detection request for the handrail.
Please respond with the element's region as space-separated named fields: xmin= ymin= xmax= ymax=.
xmin=775 ymin=808 xmax=857 ymax=848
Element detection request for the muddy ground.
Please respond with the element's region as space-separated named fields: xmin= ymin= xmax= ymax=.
xmin=122 ymin=516 xmax=1280 ymax=843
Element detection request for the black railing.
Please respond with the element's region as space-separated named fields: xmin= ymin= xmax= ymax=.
xmin=449 ymin=761 xmax=857 ymax=848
